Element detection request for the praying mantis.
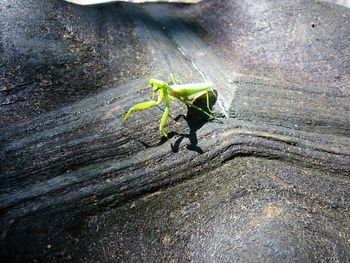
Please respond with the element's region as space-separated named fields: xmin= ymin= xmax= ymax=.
xmin=123 ymin=74 xmax=216 ymax=138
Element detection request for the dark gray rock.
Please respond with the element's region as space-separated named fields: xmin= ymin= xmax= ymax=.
xmin=1 ymin=0 xmax=349 ymax=262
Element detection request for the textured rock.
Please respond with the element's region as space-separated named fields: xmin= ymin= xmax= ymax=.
xmin=1 ymin=0 xmax=349 ymax=262
xmin=64 ymin=0 xmax=202 ymax=5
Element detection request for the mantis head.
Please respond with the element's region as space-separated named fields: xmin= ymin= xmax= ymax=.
xmin=150 ymin=78 xmax=161 ymax=92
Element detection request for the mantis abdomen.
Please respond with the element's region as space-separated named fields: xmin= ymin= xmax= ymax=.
xmin=170 ymin=82 xmax=214 ymax=97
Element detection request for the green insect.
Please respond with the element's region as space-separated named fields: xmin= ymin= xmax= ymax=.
xmin=124 ymin=74 xmax=216 ymax=138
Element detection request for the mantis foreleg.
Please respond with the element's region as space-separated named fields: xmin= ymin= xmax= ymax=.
xmin=159 ymin=91 xmax=170 ymax=138
xmin=124 ymin=90 xmax=163 ymax=121
xmin=160 ymin=106 xmax=169 ymax=138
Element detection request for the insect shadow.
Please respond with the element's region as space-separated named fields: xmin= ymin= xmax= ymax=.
xmin=167 ymin=90 xmax=220 ymax=154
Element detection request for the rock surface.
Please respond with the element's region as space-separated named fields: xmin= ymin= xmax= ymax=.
xmin=1 ymin=0 xmax=349 ymax=262
xmin=64 ymin=0 xmax=202 ymax=5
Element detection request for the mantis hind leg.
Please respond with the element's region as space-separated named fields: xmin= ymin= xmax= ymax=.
xmin=191 ymin=91 xmax=215 ymax=114
xmin=189 ymin=102 xmax=214 ymax=119
xmin=205 ymin=91 xmax=214 ymax=113
xmin=179 ymin=97 xmax=214 ymax=119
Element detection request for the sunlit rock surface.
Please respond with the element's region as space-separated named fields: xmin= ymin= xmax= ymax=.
xmin=64 ymin=0 xmax=202 ymax=5
xmin=1 ymin=0 xmax=349 ymax=262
